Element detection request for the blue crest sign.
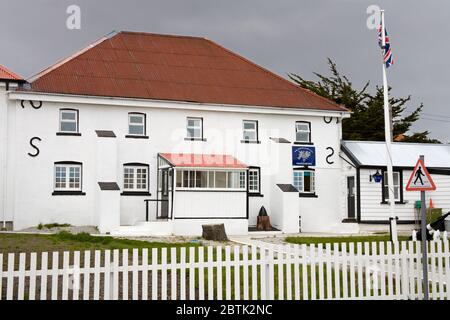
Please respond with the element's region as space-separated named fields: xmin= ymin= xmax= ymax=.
xmin=292 ymin=146 xmax=316 ymax=166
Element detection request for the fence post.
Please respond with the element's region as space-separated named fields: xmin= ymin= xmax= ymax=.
xmin=103 ymin=250 xmax=111 ymax=300
xmin=400 ymin=242 xmax=410 ymax=299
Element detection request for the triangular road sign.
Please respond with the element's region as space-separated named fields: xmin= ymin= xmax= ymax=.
xmin=406 ymin=158 xmax=436 ymax=191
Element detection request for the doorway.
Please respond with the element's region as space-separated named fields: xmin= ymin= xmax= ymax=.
xmin=159 ymin=168 xmax=171 ymax=219
xmin=347 ymin=176 xmax=356 ymax=219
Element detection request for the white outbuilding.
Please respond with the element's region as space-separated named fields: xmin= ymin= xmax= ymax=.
xmin=340 ymin=140 xmax=450 ymax=232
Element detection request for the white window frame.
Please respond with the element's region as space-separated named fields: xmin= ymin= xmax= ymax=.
xmin=248 ymin=168 xmax=260 ymax=194
xmin=295 ymin=121 xmax=311 ymax=143
xmin=123 ymin=165 xmax=149 ymax=192
xmin=293 ymin=169 xmax=315 ymax=193
xmin=128 ymin=113 xmax=146 ymax=136
xmin=175 ymin=169 xmax=246 ymax=191
xmin=383 ymin=171 xmax=401 ymax=202
xmin=186 ymin=117 xmax=203 ymax=139
xmin=242 ymin=120 xmax=258 ymax=142
xmin=59 ymin=109 xmax=78 ymax=133
xmin=54 ymin=163 xmax=82 ymax=191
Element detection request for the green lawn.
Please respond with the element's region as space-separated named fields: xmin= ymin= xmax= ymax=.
xmin=0 ymin=231 xmax=201 ymax=261
xmin=0 ymin=231 xmax=203 ymax=273
xmin=0 ymin=232 xmax=201 ymax=255
xmin=285 ymin=235 xmax=411 ymax=254
xmin=0 ymin=232 xmax=404 ymax=300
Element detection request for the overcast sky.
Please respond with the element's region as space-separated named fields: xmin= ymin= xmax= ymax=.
xmin=1 ymin=0 xmax=449 ymax=141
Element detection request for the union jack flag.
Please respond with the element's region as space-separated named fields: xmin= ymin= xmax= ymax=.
xmin=378 ymin=24 xmax=394 ymax=68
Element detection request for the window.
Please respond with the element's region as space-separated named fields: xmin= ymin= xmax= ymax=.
xmin=175 ymin=169 xmax=246 ymax=190
xmin=54 ymin=163 xmax=82 ymax=191
xmin=295 ymin=122 xmax=311 ymax=143
xmin=123 ymin=165 xmax=149 ymax=192
xmin=383 ymin=171 xmax=401 ymax=202
xmin=215 ymin=171 xmax=227 ymax=188
xmin=59 ymin=109 xmax=78 ymax=133
xmin=128 ymin=113 xmax=146 ymax=136
xmin=186 ymin=117 xmax=203 ymax=139
xmin=242 ymin=120 xmax=258 ymax=142
xmin=248 ymin=167 xmax=260 ymax=194
xmin=293 ymin=170 xmax=315 ymax=193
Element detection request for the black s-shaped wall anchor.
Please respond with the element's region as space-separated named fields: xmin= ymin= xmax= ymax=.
xmin=21 ymin=100 xmax=43 ymax=109
xmin=326 ymin=147 xmax=335 ymax=164
xmin=324 ymin=116 xmax=333 ymax=124
xmin=28 ymin=137 xmax=42 ymax=157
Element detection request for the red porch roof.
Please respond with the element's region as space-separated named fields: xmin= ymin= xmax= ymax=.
xmin=159 ymin=153 xmax=247 ymax=169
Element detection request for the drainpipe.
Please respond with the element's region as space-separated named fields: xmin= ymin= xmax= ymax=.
xmin=1 ymin=80 xmax=23 ymax=230
xmin=1 ymin=82 xmax=8 ymax=229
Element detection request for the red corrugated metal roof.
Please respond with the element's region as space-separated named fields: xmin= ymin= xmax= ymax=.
xmin=160 ymin=153 xmax=247 ymax=169
xmin=29 ymin=31 xmax=346 ymax=112
xmin=0 ymin=65 xmax=22 ymax=81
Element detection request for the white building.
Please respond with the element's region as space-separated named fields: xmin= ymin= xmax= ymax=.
xmin=0 ymin=31 xmax=352 ymax=236
xmin=341 ymin=140 xmax=450 ymax=232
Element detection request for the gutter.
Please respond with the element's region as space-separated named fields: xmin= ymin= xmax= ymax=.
xmin=9 ymin=91 xmax=351 ymax=118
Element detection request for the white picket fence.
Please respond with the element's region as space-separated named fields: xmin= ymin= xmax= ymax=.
xmin=1 ymin=241 xmax=449 ymax=300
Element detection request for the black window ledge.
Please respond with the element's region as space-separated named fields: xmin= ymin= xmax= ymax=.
xmin=125 ymin=135 xmax=149 ymax=139
xmin=299 ymin=193 xmax=318 ymax=198
xmin=380 ymin=201 xmax=407 ymax=205
xmin=241 ymin=140 xmax=261 ymax=144
xmin=342 ymin=218 xmax=357 ymax=223
xmin=184 ymin=137 xmax=207 ymax=142
xmin=56 ymin=132 xmax=81 ymax=136
xmin=52 ymin=191 xmax=86 ymax=196
xmin=121 ymin=191 xmax=152 ymax=196
xmin=248 ymin=193 xmax=264 ymax=197
xmin=293 ymin=141 xmax=313 ymax=145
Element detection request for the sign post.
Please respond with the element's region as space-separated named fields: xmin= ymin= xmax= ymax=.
xmin=406 ymin=155 xmax=437 ymax=300
xmin=419 ymin=164 xmax=429 ymax=301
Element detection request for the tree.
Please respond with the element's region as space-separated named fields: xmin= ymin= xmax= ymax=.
xmin=289 ymin=59 xmax=440 ymax=143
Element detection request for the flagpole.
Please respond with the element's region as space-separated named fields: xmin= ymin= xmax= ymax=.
xmin=381 ymin=10 xmax=398 ymax=242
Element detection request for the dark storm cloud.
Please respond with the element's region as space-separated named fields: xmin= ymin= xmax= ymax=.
xmin=0 ymin=0 xmax=448 ymax=141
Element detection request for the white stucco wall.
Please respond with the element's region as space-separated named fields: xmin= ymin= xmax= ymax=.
xmin=97 ymin=190 xmax=120 ymax=233
xmin=269 ymin=185 xmax=299 ymax=233
xmin=173 ymin=219 xmax=248 ymax=236
xmin=4 ymin=91 xmax=346 ymax=234
xmin=174 ymin=191 xmax=246 ymax=218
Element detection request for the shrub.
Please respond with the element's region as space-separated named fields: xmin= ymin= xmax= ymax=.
xmin=43 ymin=223 xmax=71 ymax=229
xmin=54 ymin=231 xmax=113 ymax=244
